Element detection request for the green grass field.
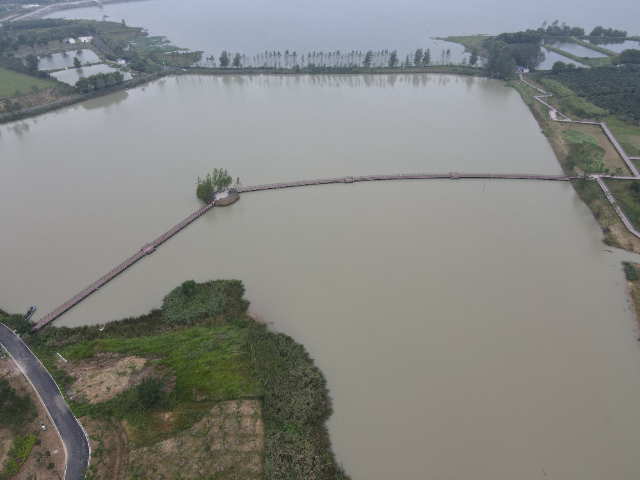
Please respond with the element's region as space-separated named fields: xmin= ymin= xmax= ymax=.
xmin=0 ymin=68 xmax=51 ymax=99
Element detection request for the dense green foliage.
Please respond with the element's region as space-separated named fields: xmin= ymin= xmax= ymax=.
xmin=545 ymin=65 xmax=640 ymax=121
xmin=624 ymin=262 xmax=639 ymax=281
xmin=196 ymin=168 xmax=234 ymax=201
xmin=496 ymin=29 xmax=541 ymax=44
xmin=137 ymin=377 xmax=165 ymax=405
xmin=0 ymin=378 xmax=37 ymax=434
xmin=248 ymin=322 xmax=348 ymax=480
xmin=482 ymin=40 xmax=516 ymax=79
xmin=537 ymin=77 xmax=609 ymax=118
xmin=0 ymin=310 xmax=33 ymax=335
xmin=606 ymin=180 xmax=640 ymax=230
xmin=562 ymin=129 xmax=606 ymax=172
xmin=613 ymin=49 xmax=640 ymax=66
xmin=74 ymin=70 xmax=124 ymax=93
xmin=589 ymin=26 xmax=628 ymax=37
xmin=162 ymin=280 xmax=249 ymax=325
xmin=2 ymin=435 xmax=36 ymax=477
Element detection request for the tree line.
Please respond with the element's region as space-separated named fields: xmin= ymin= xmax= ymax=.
xmin=207 ymin=47 xmax=478 ymax=69
xmin=74 ymin=70 xmax=125 ymax=93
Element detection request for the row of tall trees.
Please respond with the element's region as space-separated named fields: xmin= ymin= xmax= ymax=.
xmin=207 ymin=47 xmax=479 ymax=69
xmin=537 ymin=20 xmax=585 ymax=37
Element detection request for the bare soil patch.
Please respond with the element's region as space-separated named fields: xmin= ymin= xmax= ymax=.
xmin=0 ymin=358 xmax=65 ymax=479
xmin=61 ymin=354 xmax=173 ymax=404
xmin=79 ymin=415 xmax=126 ymax=480
xmin=127 ymin=400 xmax=264 ymax=480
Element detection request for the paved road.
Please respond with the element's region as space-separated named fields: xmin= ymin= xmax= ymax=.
xmin=0 ymin=323 xmax=90 ymax=479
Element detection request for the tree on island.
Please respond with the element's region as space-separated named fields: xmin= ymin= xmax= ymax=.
xmin=196 ymin=168 xmax=235 ymax=201
xmin=219 ymin=50 xmax=230 ymax=68
xmin=73 ymin=56 xmax=81 ymax=69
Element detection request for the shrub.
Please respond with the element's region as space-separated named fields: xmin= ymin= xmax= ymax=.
xmin=162 ymin=280 xmax=249 ymax=325
xmin=137 ymin=377 xmax=164 ymax=406
xmin=624 ymin=262 xmax=639 ymax=280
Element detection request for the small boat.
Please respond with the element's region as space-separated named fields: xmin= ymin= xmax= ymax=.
xmin=24 ymin=306 xmax=36 ymax=321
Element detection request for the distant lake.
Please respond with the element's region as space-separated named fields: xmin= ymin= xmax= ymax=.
xmin=45 ymin=0 xmax=639 ymax=63
xmin=587 ymin=38 xmax=640 ymax=53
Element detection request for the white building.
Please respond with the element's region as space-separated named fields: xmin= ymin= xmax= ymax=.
xmin=78 ymin=36 xmax=93 ymax=43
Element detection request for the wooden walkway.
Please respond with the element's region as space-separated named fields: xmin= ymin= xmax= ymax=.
xmin=236 ymin=172 xmax=574 ymax=193
xmin=32 ymin=200 xmax=216 ymax=332
xmin=31 ymin=172 xmax=575 ymax=331
xmin=29 ymin=76 xmax=640 ymax=331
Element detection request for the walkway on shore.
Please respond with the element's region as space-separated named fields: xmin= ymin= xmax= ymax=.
xmin=519 ymin=73 xmax=640 ymax=239
xmin=0 ymin=323 xmax=90 ymax=479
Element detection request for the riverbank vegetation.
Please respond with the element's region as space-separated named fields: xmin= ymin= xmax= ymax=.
xmin=14 ymin=280 xmax=348 ymax=479
xmin=543 ymin=64 xmax=640 ymax=122
xmin=508 ymin=75 xmax=639 ymax=250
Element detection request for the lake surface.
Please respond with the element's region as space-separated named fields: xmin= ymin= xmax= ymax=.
xmin=587 ymin=38 xmax=640 ymax=53
xmin=38 ymin=49 xmax=100 ymax=71
xmin=543 ymin=38 xmax=608 ymax=58
xmin=50 ymin=64 xmax=132 ymax=85
xmin=45 ymin=0 xmax=639 ymax=63
xmin=3 ymin=74 xmax=640 ymax=479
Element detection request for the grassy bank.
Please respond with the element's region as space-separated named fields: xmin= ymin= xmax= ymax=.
xmin=511 ymin=75 xmax=640 ymax=252
xmin=8 ymin=280 xmax=348 ymax=480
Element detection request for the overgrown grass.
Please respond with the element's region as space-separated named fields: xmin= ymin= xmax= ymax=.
xmin=440 ymin=35 xmax=490 ymax=55
xmin=0 ymin=378 xmax=38 ymax=435
xmin=604 ymin=179 xmax=640 ymax=231
xmin=536 ymin=77 xmax=609 ymax=118
xmin=248 ymin=322 xmax=348 ymax=480
xmin=0 ymin=67 xmax=52 ymax=99
xmin=23 ymin=279 xmax=348 ymax=479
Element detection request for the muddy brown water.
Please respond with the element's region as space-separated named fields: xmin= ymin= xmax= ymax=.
xmin=2 ymin=74 xmax=640 ymax=479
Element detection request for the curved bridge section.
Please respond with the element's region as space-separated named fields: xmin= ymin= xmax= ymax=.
xmin=32 ymin=172 xmax=574 ymax=331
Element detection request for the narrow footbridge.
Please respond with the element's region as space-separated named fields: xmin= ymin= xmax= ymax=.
xmin=32 ymin=200 xmax=216 ymax=332
xmin=32 ymin=171 xmax=575 ymax=331
xmin=236 ymin=172 xmax=574 ymax=193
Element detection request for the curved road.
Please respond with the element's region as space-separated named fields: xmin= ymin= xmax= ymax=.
xmin=0 ymin=323 xmax=90 ymax=479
